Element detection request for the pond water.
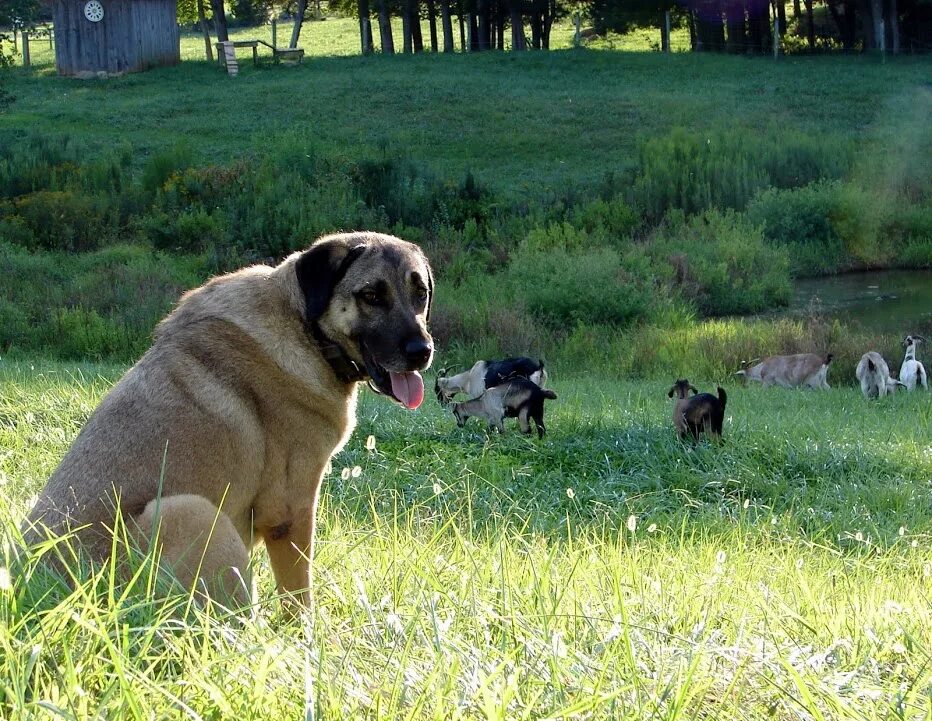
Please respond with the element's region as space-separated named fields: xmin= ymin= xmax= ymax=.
xmin=776 ymin=270 xmax=932 ymax=331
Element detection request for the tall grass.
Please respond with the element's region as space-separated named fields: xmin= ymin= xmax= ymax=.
xmin=1 ymin=363 xmax=930 ymax=718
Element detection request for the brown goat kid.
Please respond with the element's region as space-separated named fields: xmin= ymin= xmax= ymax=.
xmin=667 ymin=379 xmax=727 ymax=441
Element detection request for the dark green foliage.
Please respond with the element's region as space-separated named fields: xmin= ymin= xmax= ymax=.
xmin=647 ymin=209 xmax=792 ymax=316
xmin=230 ymin=0 xmax=273 ymax=26
xmin=632 ymin=127 xmax=850 ymax=222
xmin=0 ymin=242 xmax=206 ymax=359
xmin=508 ymin=246 xmax=654 ymax=327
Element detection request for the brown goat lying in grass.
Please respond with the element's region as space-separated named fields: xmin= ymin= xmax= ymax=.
xmin=667 ymin=379 xmax=727 ymax=441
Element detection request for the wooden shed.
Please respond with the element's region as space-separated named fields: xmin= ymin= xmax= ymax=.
xmin=54 ymin=0 xmax=180 ymax=77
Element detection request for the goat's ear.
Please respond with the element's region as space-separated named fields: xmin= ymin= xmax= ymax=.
xmin=295 ymin=238 xmax=368 ymax=321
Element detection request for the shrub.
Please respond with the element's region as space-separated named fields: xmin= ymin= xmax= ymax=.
xmin=632 ymin=127 xmax=850 ymax=221
xmin=647 ymin=210 xmax=792 ymax=316
xmin=746 ymin=181 xmax=850 ymax=275
xmin=507 ymin=246 xmax=654 ymax=327
xmin=570 ymin=197 xmax=641 ymax=244
xmin=11 ymin=190 xmax=113 ymax=251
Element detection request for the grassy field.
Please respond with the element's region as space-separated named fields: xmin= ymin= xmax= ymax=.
xmin=2 ymin=30 xmax=928 ymax=196
xmin=1 ymin=361 xmax=930 ymax=719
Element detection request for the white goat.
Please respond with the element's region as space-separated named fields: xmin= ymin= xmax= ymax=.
xmin=856 ymin=351 xmax=904 ymax=398
xmin=735 ymin=353 xmax=832 ymax=389
xmin=899 ymin=335 xmax=928 ymax=391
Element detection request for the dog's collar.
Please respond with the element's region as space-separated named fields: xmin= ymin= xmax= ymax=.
xmin=309 ymin=323 xmax=368 ymax=384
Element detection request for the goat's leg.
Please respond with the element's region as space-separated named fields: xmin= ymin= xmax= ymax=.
xmin=518 ymin=407 xmax=532 ymax=434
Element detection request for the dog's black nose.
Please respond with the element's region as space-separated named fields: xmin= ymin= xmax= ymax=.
xmin=404 ymin=339 xmax=433 ymax=367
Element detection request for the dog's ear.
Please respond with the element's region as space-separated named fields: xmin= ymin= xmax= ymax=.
xmin=418 ymin=249 xmax=435 ymax=323
xmin=689 ymin=385 xmax=699 ymax=395
xmin=667 ymin=386 xmax=676 ymax=398
xmin=868 ymin=358 xmax=876 ymax=372
xmin=296 ymin=238 xmax=368 ymax=321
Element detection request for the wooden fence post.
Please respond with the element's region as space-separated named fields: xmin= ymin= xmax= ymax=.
xmin=573 ymin=13 xmax=580 ymax=47
xmin=466 ymin=14 xmax=472 ymax=51
xmin=773 ymin=18 xmax=779 ymax=59
xmin=664 ymin=11 xmax=671 ymax=52
xmin=22 ymin=31 xmax=30 ymax=67
xmin=879 ymin=18 xmax=885 ymax=61
xmin=271 ymin=18 xmax=277 ymax=48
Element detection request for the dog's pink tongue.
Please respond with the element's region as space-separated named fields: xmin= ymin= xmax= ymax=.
xmin=389 ymin=371 xmax=424 ymax=410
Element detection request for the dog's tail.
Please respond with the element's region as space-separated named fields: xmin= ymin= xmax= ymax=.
xmin=824 ymin=353 xmax=834 ymax=365
xmin=717 ymin=386 xmax=727 ymax=409
xmin=541 ymin=389 xmax=557 ymax=400
xmin=733 ymin=370 xmax=746 ymax=377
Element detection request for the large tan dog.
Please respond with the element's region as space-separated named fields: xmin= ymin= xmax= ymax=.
xmin=24 ymin=232 xmax=434 ymax=608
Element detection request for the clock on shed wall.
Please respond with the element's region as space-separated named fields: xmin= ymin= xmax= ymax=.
xmin=84 ymin=1 xmax=104 ymax=22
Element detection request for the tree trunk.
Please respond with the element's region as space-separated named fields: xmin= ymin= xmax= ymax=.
xmin=688 ymin=9 xmax=697 ymax=50
xmin=887 ymin=0 xmax=899 ymax=53
xmin=776 ymin=0 xmax=786 ymax=41
xmin=804 ymin=0 xmax=815 ymax=48
xmin=542 ymin=0 xmax=555 ymax=48
xmin=509 ymin=0 xmax=525 ymax=49
xmin=495 ymin=8 xmax=505 ymax=50
xmin=477 ymin=0 xmax=491 ymax=49
xmin=458 ymin=8 xmax=466 ymax=50
xmin=469 ymin=12 xmax=480 ymax=50
xmin=425 ymin=0 xmax=439 ymax=50
xmin=377 ymin=0 xmax=394 ymax=53
xmin=211 ymin=0 xmax=229 ymax=42
xmin=530 ymin=11 xmax=542 ymax=48
xmin=792 ymin=0 xmax=801 ymax=18
xmin=440 ymin=0 xmax=455 ymax=50
xmin=412 ymin=0 xmax=425 ymax=52
xmin=359 ymin=0 xmax=373 ymax=54
xmin=402 ymin=0 xmax=413 ymax=52
xmin=726 ymin=0 xmax=746 ymax=52
xmin=197 ymin=0 xmax=214 ymax=61
xmin=289 ymin=0 xmax=306 ymax=47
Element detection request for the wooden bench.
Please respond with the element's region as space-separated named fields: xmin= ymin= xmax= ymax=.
xmin=216 ymin=40 xmax=305 ymax=75
xmin=216 ymin=40 xmax=261 ymax=72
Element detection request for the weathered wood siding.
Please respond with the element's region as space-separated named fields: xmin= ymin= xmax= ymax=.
xmin=54 ymin=0 xmax=180 ymax=76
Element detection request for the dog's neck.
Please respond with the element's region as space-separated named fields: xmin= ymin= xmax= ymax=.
xmin=308 ymin=323 xmax=368 ymax=384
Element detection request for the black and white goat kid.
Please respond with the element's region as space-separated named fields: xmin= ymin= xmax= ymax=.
xmin=667 ymin=379 xmax=727 ymax=441
xmin=899 ymin=335 xmax=928 ymax=391
xmin=435 ymin=357 xmax=547 ymax=405
xmin=451 ymin=377 xmax=557 ymax=438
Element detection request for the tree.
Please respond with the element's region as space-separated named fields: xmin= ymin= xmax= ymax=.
xmin=210 ymin=0 xmax=230 ymax=41
xmin=290 ymin=0 xmax=307 ymax=46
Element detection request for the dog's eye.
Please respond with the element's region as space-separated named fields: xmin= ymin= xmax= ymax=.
xmin=414 ymin=286 xmax=429 ymax=303
xmin=358 ymin=289 xmax=383 ymax=306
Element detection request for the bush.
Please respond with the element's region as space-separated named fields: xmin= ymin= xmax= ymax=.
xmin=10 ymin=190 xmax=113 ymax=252
xmin=632 ymin=127 xmax=850 ymax=222
xmin=746 ymin=181 xmax=849 ymax=275
xmin=647 ymin=210 xmax=792 ymax=316
xmin=507 ymin=246 xmax=654 ymax=327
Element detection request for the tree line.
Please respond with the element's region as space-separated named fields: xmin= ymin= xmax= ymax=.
xmin=198 ymin=0 xmax=929 ymax=54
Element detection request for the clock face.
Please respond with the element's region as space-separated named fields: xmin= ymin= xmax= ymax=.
xmin=84 ymin=0 xmax=104 ymax=22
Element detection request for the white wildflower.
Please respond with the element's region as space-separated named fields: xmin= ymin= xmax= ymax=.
xmin=566 ymin=488 xmax=575 ymax=499
xmin=0 ymin=567 xmax=10 ymax=591
xmin=366 ymin=435 xmax=376 ymax=451
xmin=340 ymin=467 xmax=351 ymax=481
xmin=351 ymin=465 xmax=362 ymax=478
xmin=647 ymin=523 xmax=658 ymax=533
xmin=432 ymin=482 xmax=442 ymax=495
